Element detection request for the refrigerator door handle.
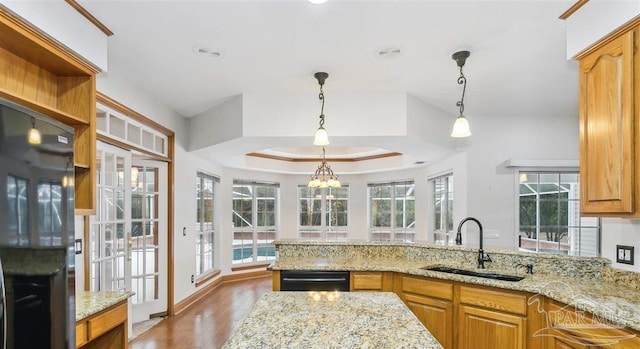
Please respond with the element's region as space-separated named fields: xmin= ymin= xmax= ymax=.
xmin=127 ymin=232 xmax=132 ymax=261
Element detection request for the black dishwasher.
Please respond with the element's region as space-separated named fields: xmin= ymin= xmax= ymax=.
xmin=280 ymin=270 xmax=350 ymax=291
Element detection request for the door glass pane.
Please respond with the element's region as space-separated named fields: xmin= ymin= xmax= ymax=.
xmin=104 ymin=153 xmax=114 ymax=186
xmin=145 ymin=168 xmax=157 ymax=192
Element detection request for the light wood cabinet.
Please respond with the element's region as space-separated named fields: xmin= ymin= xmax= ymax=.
xmin=0 ymin=6 xmax=97 ymax=214
xmin=76 ymin=301 xmax=128 ymax=349
xmin=457 ymin=304 xmax=526 ymax=349
xmin=578 ymin=23 xmax=639 ymax=216
xmin=396 ymin=275 xmax=454 ymax=349
xmin=546 ymin=300 xmax=640 ymax=349
xmin=350 ymin=271 xmax=393 ymax=291
xmin=547 ymin=328 xmax=595 ymax=349
xmin=456 ymin=284 xmax=527 ymax=349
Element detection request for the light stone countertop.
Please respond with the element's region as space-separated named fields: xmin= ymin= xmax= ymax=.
xmin=222 ymin=291 xmax=443 ymax=349
xmin=75 ymin=290 xmax=134 ymax=321
xmin=270 ymin=257 xmax=640 ymax=332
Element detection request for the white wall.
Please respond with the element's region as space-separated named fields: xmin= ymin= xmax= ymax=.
xmin=601 ymin=219 xmax=640 ymax=272
xmin=242 ymin=92 xmax=408 ymax=137
xmin=1 ymin=0 xmax=109 ymax=71
xmin=188 ymin=95 xmax=243 ymax=151
xmin=565 ymin=0 xmax=640 ymax=58
xmin=457 ymin=111 xmax=579 ymax=250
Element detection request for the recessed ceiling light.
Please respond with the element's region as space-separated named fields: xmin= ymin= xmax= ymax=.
xmin=308 ymin=0 xmax=328 ymax=4
xmin=192 ymin=45 xmax=222 ymax=59
xmin=414 ymin=161 xmax=426 ymax=165
xmin=377 ymin=47 xmax=402 ymax=59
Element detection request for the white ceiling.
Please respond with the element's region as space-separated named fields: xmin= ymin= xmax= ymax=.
xmin=79 ymin=0 xmax=579 ymax=173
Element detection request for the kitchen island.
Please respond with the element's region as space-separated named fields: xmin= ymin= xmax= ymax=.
xmin=271 ymin=241 xmax=640 ymax=349
xmin=222 ymin=291 xmax=443 ymax=349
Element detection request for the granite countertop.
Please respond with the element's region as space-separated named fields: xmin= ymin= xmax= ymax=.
xmin=270 ymin=257 xmax=640 ymax=332
xmin=222 ymin=291 xmax=443 ymax=349
xmin=75 ymin=290 xmax=135 ymax=321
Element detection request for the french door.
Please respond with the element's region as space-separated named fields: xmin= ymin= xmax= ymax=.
xmin=90 ymin=142 xmax=168 ymax=323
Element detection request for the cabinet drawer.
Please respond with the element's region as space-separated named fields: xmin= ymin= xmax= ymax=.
xmin=87 ymin=302 xmax=127 ymax=340
xmin=402 ymin=276 xmax=453 ymax=301
xmin=76 ymin=321 xmax=87 ymax=347
xmin=459 ymin=285 xmax=527 ymax=315
xmin=352 ymin=272 xmax=383 ymax=290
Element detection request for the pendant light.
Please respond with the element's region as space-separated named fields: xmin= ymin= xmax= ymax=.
xmin=28 ymin=116 xmax=42 ymax=145
xmin=450 ymin=50 xmax=472 ymax=138
xmin=313 ymin=72 xmax=330 ymax=146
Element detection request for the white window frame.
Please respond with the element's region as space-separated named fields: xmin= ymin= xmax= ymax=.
xmin=515 ymin=169 xmax=601 ymax=257
xmin=232 ymin=181 xmax=279 ymax=265
xmin=429 ymin=173 xmax=454 ymax=245
xmin=195 ymin=172 xmax=217 ymax=277
xmin=368 ymin=181 xmax=415 ymax=242
xmin=298 ymin=186 xmax=349 ymax=241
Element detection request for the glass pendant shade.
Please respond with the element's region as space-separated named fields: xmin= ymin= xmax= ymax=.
xmin=450 ymin=114 xmax=471 ymax=138
xmin=28 ymin=127 xmax=42 ymax=145
xmin=313 ymin=127 xmax=329 ymax=146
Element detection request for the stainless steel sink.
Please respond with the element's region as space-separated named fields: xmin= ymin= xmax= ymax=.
xmin=421 ymin=266 xmax=524 ymax=282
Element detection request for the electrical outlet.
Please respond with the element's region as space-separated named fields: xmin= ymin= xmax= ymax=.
xmin=191 ymin=275 xmax=194 ymax=283
xmin=616 ymin=245 xmax=634 ymax=265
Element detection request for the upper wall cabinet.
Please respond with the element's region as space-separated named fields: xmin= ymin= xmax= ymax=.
xmin=0 ymin=6 xmax=98 ymax=214
xmin=578 ymin=23 xmax=639 ymax=216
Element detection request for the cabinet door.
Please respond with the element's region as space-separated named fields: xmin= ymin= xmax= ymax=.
xmin=457 ymin=305 xmax=526 ymax=349
xmin=579 ymin=29 xmax=635 ymax=214
xmin=404 ymin=293 xmax=453 ymax=349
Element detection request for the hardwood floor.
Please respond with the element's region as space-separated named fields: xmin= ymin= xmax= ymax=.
xmin=130 ymin=276 xmax=272 ymax=349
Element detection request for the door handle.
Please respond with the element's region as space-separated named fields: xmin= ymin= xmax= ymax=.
xmin=127 ymin=232 xmax=132 ymax=261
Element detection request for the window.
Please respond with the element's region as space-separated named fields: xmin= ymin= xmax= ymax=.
xmin=298 ymin=186 xmax=349 ymax=241
xmin=369 ymin=181 xmax=415 ymax=242
xmin=232 ymin=181 xmax=278 ymax=264
xmin=196 ymin=173 xmax=216 ymax=276
xmin=430 ymin=174 xmax=454 ymax=245
xmin=518 ymin=171 xmax=600 ymax=256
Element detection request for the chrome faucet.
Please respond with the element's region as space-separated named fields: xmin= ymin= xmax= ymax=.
xmin=456 ymin=217 xmax=492 ymax=269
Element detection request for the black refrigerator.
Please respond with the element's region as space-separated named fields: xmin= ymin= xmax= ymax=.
xmin=0 ymin=97 xmax=75 ymax=349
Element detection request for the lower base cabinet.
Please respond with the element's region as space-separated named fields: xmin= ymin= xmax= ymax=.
xmin=457 ymin=305 xmax=526 ymax=349
xmin=405 ymin=294 xmax=453 ymax=349
xmin=396 ymin=275 xmax=454 ymax=349
xmin=545 ymin=300 xmax=640 ymax=349
xmin=76 ymin=301 xmax=128 ymax=349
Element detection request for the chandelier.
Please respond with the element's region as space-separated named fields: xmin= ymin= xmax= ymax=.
xmin=308 ymin=147 xmax=341 ymax=188
xmin=308 ymin=71 xmax=340 ymax=188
